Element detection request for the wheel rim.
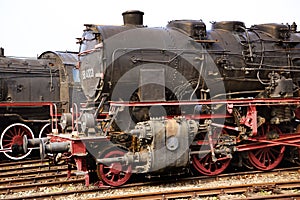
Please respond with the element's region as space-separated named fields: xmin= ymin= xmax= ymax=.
xmin=97 ymin=148 xmax=132 ymax=186
xmin=0 ymin=123 xmax=34 ymax=160
xmin=191 ymin=128 xmax=231 ymax=175
xmin=39 ymin=123 xmax=62 ymax=138
xmin=248 ymin=123 xmax=285 ymax=170
xmin=191 ymin=152 xmax=231 ymax=175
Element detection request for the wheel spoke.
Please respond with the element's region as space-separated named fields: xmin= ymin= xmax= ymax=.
xmin=3 ymin=143 xmax=11 ymax=148
xmin=20 ymin=130 xmax=25 ymax=136
xmin=16 ymin=127 xmax=21 ymax=136
xmin=266 ymin=152 xmax=270 ymax=166
xmin=254 ymin=149 xmax=264 ymax=158
xmin=248 ymin=123 xmax=285 ymax=170
xmin=203 ymin=155 xmax=209 ymax=164
xmin=10 ymin=129 xmax=17 ymax=136
xmin=262 ymin=150 xmax=266 ymax=163
xmin=268 ymin=150 xmax=276 ymax=160
xmin=4 ymin=132 xmax=14 ymax=139
xmin=110 ymin=174 xmax=115 ymax=181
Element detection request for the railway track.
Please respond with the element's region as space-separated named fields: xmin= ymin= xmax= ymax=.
xmin=0 ymin=158 xmax=85 ymax=197
xmin=89 ymin=180 xmax=300 ymax=200
xmin=0 ymin=159 xmax=70 ymax=183
xmin=3 ymin=171 xmax=300 ymax=200
xmin=1 ymin=157 xmax=299 ymax=200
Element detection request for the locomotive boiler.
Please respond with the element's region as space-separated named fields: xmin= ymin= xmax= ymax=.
xmin=0 ymin=50 xmax=85 ymax=160
xmin=22 ymin=11 xmax=300 ymax=186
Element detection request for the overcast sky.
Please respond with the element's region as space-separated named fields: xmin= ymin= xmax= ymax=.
xmin=0 ymin=0 xmax=299 ymax=57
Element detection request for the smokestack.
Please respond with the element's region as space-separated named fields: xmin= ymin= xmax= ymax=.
xmin=0 ymin=47 xmax=4 ymax=57
xmin=122 ymin=10 xmax=144 ymax=26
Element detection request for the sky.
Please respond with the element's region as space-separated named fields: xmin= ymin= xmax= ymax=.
xmin=0 ymin=0 xmax=299 ymax=57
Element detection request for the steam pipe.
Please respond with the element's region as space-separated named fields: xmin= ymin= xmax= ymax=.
xmin=97 ymin=151 xmax=148 ymax=165
xmin=97 ymin=156 xmax=128 ymax=164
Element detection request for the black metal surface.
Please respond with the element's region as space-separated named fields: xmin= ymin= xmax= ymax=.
xmin=0 ymin=50 xmax=82 ymax=150
xmin=78 ymin=11 xmax=300 ymax=103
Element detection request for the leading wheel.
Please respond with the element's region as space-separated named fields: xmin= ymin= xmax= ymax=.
xmin=248 ymin=123 xmax=285 ymax=170
xmin=0 ymin=123 xmax=34 ymax=160
xmin=191 ymin=128 xmax=231 ymax=175
xmin=97 ymin=146 xmax=132 ymax=186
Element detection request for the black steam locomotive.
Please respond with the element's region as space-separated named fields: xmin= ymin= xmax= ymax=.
xmin=22 ymin=11 xmax=300 ymax=186
xmin=0 ymin=49 xmax=85 ymax=160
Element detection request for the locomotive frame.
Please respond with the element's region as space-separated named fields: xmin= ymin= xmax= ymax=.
xmin=22 ymin=97 xmax=300 ymax=186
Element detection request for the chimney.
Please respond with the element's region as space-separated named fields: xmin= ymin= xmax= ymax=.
xmin=0 ymin=47 xmax=4 ymax=57
xmin=122 ymin=10 xmax=144 ymax=26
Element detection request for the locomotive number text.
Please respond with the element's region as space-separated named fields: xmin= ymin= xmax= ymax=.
xmin=82 ymin=68 xmax=94 ymax=80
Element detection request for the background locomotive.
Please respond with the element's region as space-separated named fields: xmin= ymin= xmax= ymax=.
xmin=21 ymin=10 xmax=300 ymax=186
xmin=0 ymin=49 xmax=85 ymax=160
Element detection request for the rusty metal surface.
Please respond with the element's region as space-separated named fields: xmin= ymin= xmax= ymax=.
xmin=38 ymin=51 xmax=78 ymax=66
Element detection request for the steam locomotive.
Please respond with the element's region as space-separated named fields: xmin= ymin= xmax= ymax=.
xmin=21 ymin=11 xmax=300 ymax=186
xmin=0 ymin=49 xmax=85 ymax=160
